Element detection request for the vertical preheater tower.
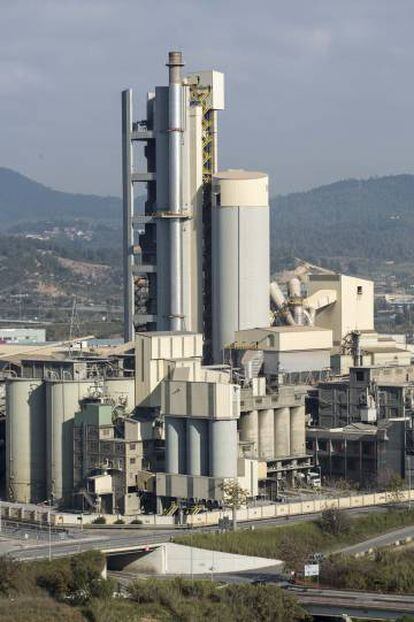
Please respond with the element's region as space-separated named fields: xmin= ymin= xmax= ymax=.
xmin=122 ymin=52 xmax=225 ymax=348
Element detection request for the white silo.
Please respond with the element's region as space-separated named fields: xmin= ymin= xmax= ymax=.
xmin=211 ymin=170 xmax=270 ymax=362
xmin=6 ymin=379 xmax=46 ymax=503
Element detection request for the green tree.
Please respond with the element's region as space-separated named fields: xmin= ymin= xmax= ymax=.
xmin=219 ymin=479 xmax=248 ymax=531
xmin=318 ymin=509 xmax=351 ymax=536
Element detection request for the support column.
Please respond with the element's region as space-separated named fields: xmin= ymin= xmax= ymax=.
xmin=122 ymin=89 xmax=134 ymax=342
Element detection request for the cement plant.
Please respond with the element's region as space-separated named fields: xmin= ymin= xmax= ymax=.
xmin=3 ymin=50 xmax=414 ymax=620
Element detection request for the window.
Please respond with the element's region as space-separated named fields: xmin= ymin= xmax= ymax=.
xmin=357 ymin=285 xmax=363 ymax=295
xmin=355 ymin=371 xmax=365 ymax=382
xmin=130 ymin=458 xmax=136 ymax=464
xmin=130 ymin=443 xmax=136 ymax=450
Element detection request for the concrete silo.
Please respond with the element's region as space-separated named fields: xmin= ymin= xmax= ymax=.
xmin=186 ymin=418 xmax=209 ymax=476
xmin=290 ymin=405 xmax=306 ymax=455
xmin=165 ymin=417 xmax=187 ymax=474
xmin=6 ymin=379 xmax=46 ymax=503
xmin=212 ymin=170 xmax=270 ymax=362
xmin=209 ymin=419 xmax=238 ymax=478
xmin=274 ymin=407 xmax=291 ymax=458
xmin=46 ymin=380 xmax=94 ymax=505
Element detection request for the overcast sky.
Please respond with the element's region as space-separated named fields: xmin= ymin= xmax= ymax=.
xmin=1 ymin=0 xmax=414 ymax=197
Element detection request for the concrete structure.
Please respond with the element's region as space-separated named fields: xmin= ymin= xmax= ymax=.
xmin=232 ymin=326 xmax=332 ymax=376
xmin=307 ymin=274 xmax=374 ymax=344
xmin=3 ymin=342 xmax=136 ymax=506
xmin=73 ymin=400 xmax=146 ymax=515
xmin=110 ymin=541 xmax=282 ymax=575
xmin=307 ymin=419 xmax=413 ymax=488
xmin=211 ymin=170 xmax=270 ymax=362
xmin=46 ymin=377 xmax=135 ymax=505
xmin=316 ymin=363 xmax=414 ymax=429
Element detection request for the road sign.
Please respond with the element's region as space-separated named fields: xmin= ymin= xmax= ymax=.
xmin=304 ymin=563 xmax=319 ymax=577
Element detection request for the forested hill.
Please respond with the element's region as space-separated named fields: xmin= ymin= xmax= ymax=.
xmin=2 ymin=167 xmax=414 ymax=270
xmin=270 ymin=174 xmax=414 ymax=269
xmin=0 ymin=167 xmax=121 ymax=224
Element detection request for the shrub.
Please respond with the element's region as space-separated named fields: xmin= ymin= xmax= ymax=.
xmin=130 ymin=519 xmax=142 ymax=525
xmin=37 ymin=559 xmax=72 ymax=598
xmin=0 ymin=556 xmax=21 ymax=595
xmin=37 ymin=551 xmax=105 ymax=603
xmin=92 ymin=516 xmax=106 ymax=524
xmin=318 ymin=509 xmax=351 ymax=536
xmin=113 ymin=519 xmax=125 ymax=525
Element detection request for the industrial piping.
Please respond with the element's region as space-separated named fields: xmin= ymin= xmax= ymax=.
xmin=167 ymin=51 xmax=184 ymax=331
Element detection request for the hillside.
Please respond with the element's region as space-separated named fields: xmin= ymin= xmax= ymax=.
xmin=270 ymin=174 xmax=414 ymax=270
xmin=0 ymin=167 xmax=122 ymax=224
xmin=1 ymin=168 xmax=414 ymax=336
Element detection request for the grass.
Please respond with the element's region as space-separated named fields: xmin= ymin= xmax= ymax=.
xmin=175 ymin=508 xmax=414 ymax=570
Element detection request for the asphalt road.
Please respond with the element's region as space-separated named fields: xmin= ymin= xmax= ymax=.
xmin=338 ymin=524 xmax=414 ymax=555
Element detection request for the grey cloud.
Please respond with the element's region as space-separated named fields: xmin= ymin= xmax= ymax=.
xmin=1 ymin=0 xmax=414 ymax=196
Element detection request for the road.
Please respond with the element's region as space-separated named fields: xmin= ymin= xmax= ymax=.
xmin=290 ymin=585 xmax=414 ymax=619
xmin=338 ymin=524 xmax=414 ymax=556
xmin=0 ymin=503 xmax=410 ymax=562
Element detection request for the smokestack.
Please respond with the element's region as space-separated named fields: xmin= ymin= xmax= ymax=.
xmin=167 ymin=51 xmax=185 ymax=331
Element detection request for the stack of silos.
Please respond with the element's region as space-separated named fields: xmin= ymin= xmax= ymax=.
xmin=165 ymin=416 xmax=237 ymax=478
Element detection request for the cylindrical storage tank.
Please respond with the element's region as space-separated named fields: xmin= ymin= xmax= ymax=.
xmin=209 ymin=419 xmax=237 ymax=478
xmin=212 ymin=170 xmax=270 ymax=363
xmin=186 ymin=418 xmax=209 ymax=476
xmin=274 ymin=407 xmax=291 ymax=458
xmin=46 ymin=380 xmax=93 ymax=505
xmin=290 ymin=405 xmax=306 ymax=455
xmin=258 ymin=409 xmax=274 ymax=459
xmin=239 ymin=410 xmax=259 ymax=456
xmin=165 ymin=417 xmax=187 ymax=474
xmin=6 ymin=379 xmax=46 ymax=503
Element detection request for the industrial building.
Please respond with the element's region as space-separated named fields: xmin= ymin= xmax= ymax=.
xmin=2 ymin=49 xmax=414 ymax=521
xmin=122 ymin=51 xmax=269 ymax=364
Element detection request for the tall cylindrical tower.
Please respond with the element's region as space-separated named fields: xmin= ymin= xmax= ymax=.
xmin=167 ymin=51 xmax=184 ymax=331
xmin=211 ymin=170 xmax=270 ymax=362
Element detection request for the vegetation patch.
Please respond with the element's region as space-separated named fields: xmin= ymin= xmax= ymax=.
xmin=321 ymin=548 xmax=414 ymax=594
xmin=0 ymin=552 xmax=309 ymax=621
xmin=175 ymin=508 xmax=414 ymax=570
